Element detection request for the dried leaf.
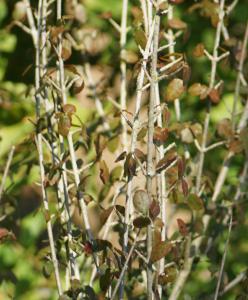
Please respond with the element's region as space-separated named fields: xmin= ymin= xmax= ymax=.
xmin=193 ymin=43 xmax=205 ymax=57
xmin=133 ymin=216 xmax=151 ymax=228
xmin=188 ymin=83 xmax=208 ymax=97
xmin=158 ymin=266 xmax=178 ymax=284
xmin=124 ymin=153 xmax=137 ymax=177
xmin=115 ymin=151 xmax=127 ymax=163
xmin=166 ymin=78 xmax=184 ymax=102
xmin=229 ymin=139 xmax=244 ymax=153
xmin=63 ymin=104 xmax=76 ymax=115
xmin=0 ymin=228 xmax=16 ymax=243
xmin=156 ymin=153 xmax=177 ymax=173
xmin=134 ymin=148 xmax=146 ymax=163
xmin=177 ymin=157 xmax=185 ymax=179
xmin=180 ymin=127 xmax=194 ymax=144
xmin=209 ymin=88 xmax=220 ymax=104
xmin=168 ymin=18 xmax=187 ymax=30
xmin=58 ymin=114 xmax=71 ymax=137
xmin=153 ymin=127 xmax=169 ymax=146
xmin=133 ymin=190 xmax=150 ymax=214
xmin=99 ymin=160 xmax=110 ymax=184
xmin=150 ymin=242 xmax=172 ymax=263
xmin=181 ymin=178 xmax=189 ymax=197
xmin=217 ymin=118 xmax=233 ymax=138
xmin=100 ymin=207 xmax=114 ymax=225
xmin=49 ymin=26 xmax=65 ymax=45
xmin=149 ymin=200 xmax=160 ymax=220
xmin=73 ymin=76 xmax=85 ymax=94
xmin=177 ymin=218 xmax=188 ymax=236
xmin=61 ymin=39 xmax=72 ymax=61
xmin=121 ymin=50 xmax=139 ymax=64
xmin=188 ymin=193 xmax=204 ymax=211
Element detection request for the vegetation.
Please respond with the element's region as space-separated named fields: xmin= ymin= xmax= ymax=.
xmin=0 ymin=0 xmax=248 ymax=299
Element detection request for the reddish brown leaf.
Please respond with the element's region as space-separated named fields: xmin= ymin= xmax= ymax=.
xmin=156 ymin=153 xmax=177 ymax=173
xmin=181 ymin=178 xmax=189 ymax=197
xmin=177 ymin=218 xmax=188 ymax=236
xmin=134 ymin=148 xmax=146 ymax=163
xmin=177 ymin=157 xmax=185 ymax=179
xmin=0 ymin=228 xmax=16 ymax=243
xmin=62 ymin=104 xmax=76 ymax=115
xmin=149 ymin=200 xmax=160 ymax=220
xmin=153 ymin=127 xmax=169 ymax=146
xmin=124 ymin=153 xmax=137 ymax=177
xmin=209 ymin=88 xmax=220 ymax=104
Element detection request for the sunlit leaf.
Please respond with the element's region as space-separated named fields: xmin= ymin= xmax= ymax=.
xmin=150 ymin=242 xmax=172 ymax=263
xmin=133 ymin=190 xmax=149 ymax=215
xmin=166 ymin=78 xmax=184 ymax=102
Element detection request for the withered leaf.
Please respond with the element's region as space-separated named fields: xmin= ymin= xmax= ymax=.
xmin=153 ymin=127 xmax=169 ymax=146
xmin=115 ymin=151 xmax=127 ymax=163
xmin=100 ymin=207 xmax=114 ymax=225
xmin=188 ymin=83 xmax=208 ymax=97
xmin=166 ymin=78 xmax=184 ymax=102
xmin=156 ymin=154 xmax=177 ymax=173
xmin=58 ymin=114 xmax=71 ymax=137
xmin=181 ymin=178 xmax=189 ymax=197
xmin=99 ymin=160 xmax=110 ymax=184
xmin=168 ymin=18 xmax=187 ymax=30
xmin=177 ymin=218 xmax=188 ymax=236
xmin=217 ymin=118 xmax=233 ymax=138
xmin=133 ymin=216 xmax=151 ymax=228
xmin=73 ymin=76 xmax=85 ymax=94
xmin=149 ymin=200 xmax=160 ymax=220
xmin=49 ymin=26 xmax=64 ymax=45
xmin=0 ymin=228 xmax=16 ymax=243
xmin=177 ymin=157 xmax=185 ymax=179
xmin=209 ymin=88 xmax=220 ymax=104
xmin=61 ymin=39 xmax=72 ymax=61
xmin=124 ymin=153 xmax=137 ymax=177
xmin=62 ymin=104 xmax=76 ymax=115
xmin=193 ymin=43 xmax=205 ymax=57
xmin=158 ymin=266 xmax=178 ymax=285
xmin=134 ymin=148 xmax=146 ymax=163
xmin=229 ymin=139 xmax=244 ymax=153
xmin=150 ymin=242 xmax=172 ymax=263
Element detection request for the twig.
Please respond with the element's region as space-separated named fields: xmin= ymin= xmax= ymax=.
xmin=0 ymin=146 xmax=15 ymax=202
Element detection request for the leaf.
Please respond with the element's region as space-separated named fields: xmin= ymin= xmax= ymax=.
xmin=72 ymin=76 xmax=85 ymax=94
xmin=181 ymin=178 xmax=189 ymax=197
xmin=188 ymin=193 xmax=204 ymax=211
xmin=0 ymin=228 xmax=16 ymax=243
xmin=12 ymin=2 xmax=26 ymax=21
xmin=110 ymin=166 xmax=122 ymax=183
xmin=168 ymin=18 xmax=187 ymax=30
xmin=177 ymin=218 xmax=188 ymax=236
xmin=188 ymin=83 xmax=208 ymax=97
xmin=178 ymin=157 xmax=185 ymax=179
xmin=58 ymin=114 xmax=71 ymax=137
xmin=100 ymin=268 xmax=112 ymax=292
xmin=163 ymin=107 xmax=171 ymax=125
xmin=121 ymin=50 xmax=139 ymax=64
xmin=124 ymin=153 xmax=137 ymax=177
xmin=61 ymin=39 xmax=72 ymax=61
xmin=156 ymin=153 xmax=177 ymax=173
xmin=180 ymin=127 xmax=194 ymax=144
xmin=100 ymin=207 xmax=114 ymax=226
xmin=193 ymin=43 xmax=205 ymax=57
xmin=229 ymin=139 xmax=244 ymax=153
xmin=107 ymin=136 xmax=119 ymax=153
xmin=190 ymin=123 xmax=203 ymax=137
xmin=62 ymin=104 xmax=76 ymax=115
xmin=166 ymin=78 xmax=184 ymax=102
xmin=217 ymin=118 xmax=233 ymax=138
xmin=209 ymin=88 xmax=220 ymax=104
xmin=150 ymin=242 xmax=172 ymax=263
xmin=149 ymin=200 xmax=160 ymax=220
xmin=134 ymin=28 xmax=147 ymax=49
xmin=133 ymin=216 xmax=151 ymax=228
xmin=99 ymin=160 xmax=110 ymax=184
xmin=153 ymin=127 xmax=169 ymax=146
xmin=137 ymin=127 xmax=147 ymax=141
xmin=158 ymin=266 xmax=178 ymax=284
xmin=49 ymin=26 xmax=65 ymax=45
xmin=134 ymin=148 xmax=146 ymax=163
xmin=115 ymin=151 xmax=127 ymax=163
xmin=133 ymin=190 xmax=149 ymax=215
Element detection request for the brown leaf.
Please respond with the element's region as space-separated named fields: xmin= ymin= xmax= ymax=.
xmin=62 ymin=104 xmax=76 ymax=115
xmin=229 ymin=139 xmax=244 ymax=153
xmin=124 ymin=153 xmax=137 ymax=177
xmin=193 ymin=43 xmax=205 ymax=57
xmin=49 ymin=26 xmax=65 ymax=45
xmin=115 ymin=151 xmax=127 ymax=163
xmin=99 ymin=160 xmax=110 ymax=184
xmin=121 ymin=50 xmax=139 ymax=64
xmin=156 ymin=153 xmax=177 ymax=173
xmin=58 ymin=114 xmax=71 ymax=137
xmin=150 ymin=242 xmax=172 ymax=263
xmin=133 ymin=190 xmax=150 ymax=215
xmin=168 ymin=18 xmax=187 ymax=30
xmin=61 ymin=39 xmax=72 ymax=61
xmin=181 ymin=178 xmax=189 ymax=197
xmin=188 ymin=83 xmax=208 ymax=97
xmin=73 ymin=76 xmax=85 ymax=94
xmin=217 ymin=118 xmax=233 ymax=138
xmin=133 ymin=216 xmax=151 ymax=228
xmin=177 ymin=218 xmax=188 ymax=236
xmin=100 ymin=207 xmax=114 ymax=226
xmin=0 ymin=228 xmax=16 ymax=243
xmin=153 ymin=127 xmax=169 ymax=146
xmin=134 ymin=148 xmax=146 ymax=163
xmin=209 ymin=88 xmax=220 ymax=104
xmin=165 ymin=78 xmax=184 ymax=102
xmin=149 ymin=200 xmax=160 ymax=220
xmin=158 ymin=266 xmax=178 ymax=284
xmin=177 ymin=157 xmax=185 ymax=179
